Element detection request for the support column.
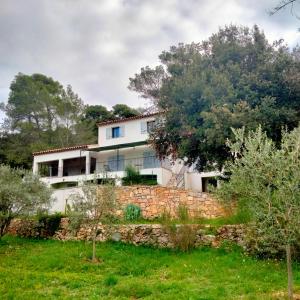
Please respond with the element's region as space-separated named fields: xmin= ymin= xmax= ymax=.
xmin=58 ymin=159 xmax=63 ymax=177
xmin=86 ymin=152 xmax=91 ymax=175
xmin=33 ymin=161 xmax=39 ymax=175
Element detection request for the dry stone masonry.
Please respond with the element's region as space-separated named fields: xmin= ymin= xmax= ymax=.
xmin=8 ymin=218 xmax=246 ymax=249
xmin=114 ymin=186 xmax=227 ymax=219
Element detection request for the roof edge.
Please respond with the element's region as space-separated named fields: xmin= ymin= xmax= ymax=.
xmin=96 ymin=112 xmax=162 ymax=127
xmin=33 ymin=144 xmax=89 ymax=156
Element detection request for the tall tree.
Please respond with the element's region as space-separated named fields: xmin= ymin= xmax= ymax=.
xmin=130 ymin=25 xmax=300 ymax=171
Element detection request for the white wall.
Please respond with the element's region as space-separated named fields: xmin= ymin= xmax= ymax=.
xmin=50 ymin=187 xmax=82 ymax=213
xmin=98 ymin=116 xmax=156 ymax=147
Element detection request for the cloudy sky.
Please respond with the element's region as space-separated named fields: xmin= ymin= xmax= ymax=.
xmin=0 ymin=0 xmax=300 ymax=121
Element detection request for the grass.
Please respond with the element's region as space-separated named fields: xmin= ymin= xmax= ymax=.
xmin=0 ymin=236 xmax=299 ymax=299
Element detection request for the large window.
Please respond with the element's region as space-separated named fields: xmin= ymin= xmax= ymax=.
xmin=107 ymin=155 xmax=125 ymax=171
xmin=143 ymin=151 xmax=160 ymax=169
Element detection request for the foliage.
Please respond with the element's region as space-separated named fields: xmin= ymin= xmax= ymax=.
xmin=67 ymin=182 xmax=117 ymax=262
xmin=0 ymin=73 xmax=95 ymax=168
xmin=124 ymin=204 xmax=141 ymax=221
xmin=36 ymin=212 xmax=65 ymax=237
xmin=177 ymin=204 xmax=189 ymax=222
xmin=0 ymin=164 xmax=52 ymax=238
xmin=0 ymin=73 xmax=140 ymax=169
xmin=122 ymin=165 xmax=142 ymax=185
xmin=111 ymin=104 xmax=139 ymax=119
xmin=130 ymin=25 xmax=300 ymax=171
xmin=217 ymin=125 xmax=300 ymax=299
xmin=122 ymin=165 xmax=157 ymax=186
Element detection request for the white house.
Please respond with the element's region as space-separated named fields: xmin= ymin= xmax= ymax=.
xmin=32 ymin=112 xmax=220 ymax=192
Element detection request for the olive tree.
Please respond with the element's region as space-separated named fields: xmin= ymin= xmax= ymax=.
xmin=68 ymin=182 xmax=116 ymax=263
xmin=0 ymin=164 xmax=52 ymax=238
xmin=218 ymin=126 xmax=300 ymax=299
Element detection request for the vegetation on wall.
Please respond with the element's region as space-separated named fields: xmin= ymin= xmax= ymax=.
xmin=124 ymin=204 xmax=141 ymax=221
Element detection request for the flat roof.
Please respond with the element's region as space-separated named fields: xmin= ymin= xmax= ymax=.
xmin=96 ymin=112 xmax=161 ymax=127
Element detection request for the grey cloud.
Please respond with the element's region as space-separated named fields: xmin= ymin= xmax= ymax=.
xmin=0 ymin=0 xmax=299 ymax=119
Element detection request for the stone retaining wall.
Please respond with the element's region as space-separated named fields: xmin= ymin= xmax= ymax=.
xmin=7 ymin=218 xmax=246 ymax=249
xmin=114 ymin=186 xmax=227 ymax=219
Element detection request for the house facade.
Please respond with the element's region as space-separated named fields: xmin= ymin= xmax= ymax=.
xmin=33 ymin=113 xmax=220 ymax=192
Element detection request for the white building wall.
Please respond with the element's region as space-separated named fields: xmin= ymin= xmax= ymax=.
xmin=98 ymin=116 xmax=156 ymax=146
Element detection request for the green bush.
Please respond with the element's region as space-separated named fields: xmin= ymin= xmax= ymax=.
xmin=122 ymin=166 xmax=158 ymax=186
xmin=37 ymin=212 xmax=65 ymax=236
xmin=122 ymin=165 xmax=142 ymax=185
xmin=124 ymin=204 xmax=141 ymax=221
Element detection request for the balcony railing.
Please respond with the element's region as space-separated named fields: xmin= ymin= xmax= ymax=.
xmin=39 ymin=156 xmax=172 ymax=178
xmin=96 ymin=155 xmax=163 ymax=172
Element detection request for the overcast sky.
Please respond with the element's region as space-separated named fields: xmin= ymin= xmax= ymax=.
xmin=1 ymin=0 xmax=300 ymax=122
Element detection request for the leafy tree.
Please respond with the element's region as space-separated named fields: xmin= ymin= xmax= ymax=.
xmin=218 ymin=126 xmax=300 ymax=299
xmin=0 ymin=73 xmax=95 ymax=168
xmin=82 ymin=105 xmax=114 ymax=135
xmin=129 ymin=25 xmax=300 ymax=171
xmin=112 ymin=104 xmax=139 ymax=119
xmin=68 ymin=182 xmax=116 ymax=263
xmin=0 ymin=165 xmax=52 ymax=239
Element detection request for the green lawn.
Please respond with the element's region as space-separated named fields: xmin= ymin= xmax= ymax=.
xmin=0 ymin=236 xmax=299 ymax=299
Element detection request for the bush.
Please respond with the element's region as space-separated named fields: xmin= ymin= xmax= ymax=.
xmin=122 ymin=166 xmax=158 ymax=186
xmin=177 ymin=204 xmax=189 ymax=222
xmin=37 ymin=212 xmax=64 ymax=237
xmin=164 ymin=224 xmax=197 ymax=252
xmin=122 ymin=165 xmax=142 ymax=185
xmin=124 ymin=204 xmax=141 ymax=221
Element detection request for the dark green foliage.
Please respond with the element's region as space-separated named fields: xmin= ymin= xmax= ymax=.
xmin=112 ymin=104 xmax=139 ymax=119
xmin=0 ymin=73 xmax=140 ymax=169
xmin=130 ymin=25 xmax=300 ymax=171
xmin=124 ymin=204 xmax=141 ymax=221
xmin=122 ymin=165 xmax=157 ymax=186
xmin=36 ymin=213 xmax=64 ymax=237
xmin=122 ymin=165 xmax=142 ymax=185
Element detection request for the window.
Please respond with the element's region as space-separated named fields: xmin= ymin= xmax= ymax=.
xmin=112 ymin=127 xmax=120 ymax=138
xmin=106 ymin=126 xmax=125 ymax=139
xmin=147 ymin=121 xmax=156 ymax=133
xmin=107 ymin=155 xmax=125 ymax=171
xmin=141 ymin=120 xmax=156 ymax=134
xmin=143 ymin=151 xmax=160 ymax=169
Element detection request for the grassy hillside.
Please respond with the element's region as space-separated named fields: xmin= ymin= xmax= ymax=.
xmin=0 ymin=236 xmax=299 ymax=299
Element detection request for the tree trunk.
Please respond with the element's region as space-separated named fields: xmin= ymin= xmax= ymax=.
xmin=286 ymin=244 xmax=293 ymax=300
xmin=92 ymin=232 xmax=96 ymax=262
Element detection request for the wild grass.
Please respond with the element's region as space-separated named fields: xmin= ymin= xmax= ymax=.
xmin=0 ymin=236 xmax=299 ymax=299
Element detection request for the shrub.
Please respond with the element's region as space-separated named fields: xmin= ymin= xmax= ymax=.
xmin=122 ymin=165 xmax=142 ymax=185
xmin=177 ymin=204 xmax=189 ymax=222
xmin=124 ymin=204 xmax=141 ymax=221
xmin=165 ymin=224 xmax=197 ymax=252
xmin=37 ymin=212 xmax=65 ymax=237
